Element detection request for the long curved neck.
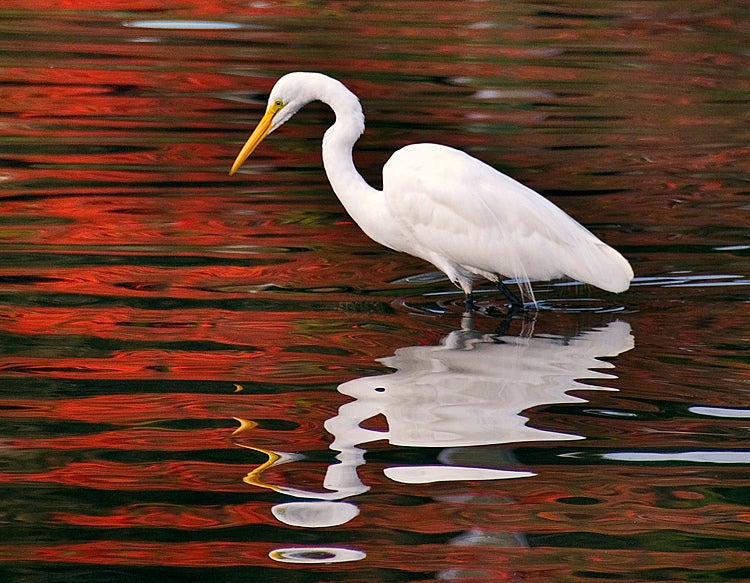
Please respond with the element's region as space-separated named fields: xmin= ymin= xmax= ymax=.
xmin=316 ymin=82 xmax=389 ymax=241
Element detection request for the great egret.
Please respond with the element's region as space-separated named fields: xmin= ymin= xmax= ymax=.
xmin=230 ymin=72 xmax=633 ymax=309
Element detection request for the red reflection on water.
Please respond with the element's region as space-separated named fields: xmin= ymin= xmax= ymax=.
xmin=10 ymin=428 xmax=232 ymax=452
xmin=54 ymin=501 xmax=271 ymax=529
xmin=0 ymin=391 xmax=343 ymax=426
xmin=0 ymin=2 xmax=748 ymax=580
xmin=1 ymin=540 xmax=747 ymax=579
xmin=0 ymin=460 xmax=252 ymax=492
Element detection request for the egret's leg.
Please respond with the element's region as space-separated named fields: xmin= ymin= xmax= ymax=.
xmin=494 ymin=310 xmax=514 ymax=336
xmin=494 ymin=303 xmax=536 ymax=336
xmin=464 ymin=291 xmax=475 ymax=312
xmin=496 ymin=280 xmax=523 ymax=308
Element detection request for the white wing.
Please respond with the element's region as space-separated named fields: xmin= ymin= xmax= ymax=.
xmin=382 ymin=143 xmax=632 ymax=294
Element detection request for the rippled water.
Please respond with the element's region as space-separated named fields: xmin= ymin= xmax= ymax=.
xmin=1 ymin=2 xmax=748 ymax=582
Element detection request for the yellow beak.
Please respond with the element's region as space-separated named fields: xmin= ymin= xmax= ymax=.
xmin=229 ymin=107 xmax=276 ymax=175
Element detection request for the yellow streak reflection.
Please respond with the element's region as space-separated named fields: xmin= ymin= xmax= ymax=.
xmin=231 ymin=417 xmax=258 ymax=435
xmin=235 ymin=442 xmax=285 ymax=493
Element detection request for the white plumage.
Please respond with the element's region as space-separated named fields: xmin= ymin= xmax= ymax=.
xmin=230 ymin=72 xmax=633 ymax=308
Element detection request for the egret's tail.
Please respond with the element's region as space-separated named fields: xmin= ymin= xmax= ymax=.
xmin=564 ymin=242 xmax=633 ymax=293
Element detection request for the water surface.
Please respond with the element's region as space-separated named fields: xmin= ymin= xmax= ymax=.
xmin=0 ymin=2 xmax=748 ymax=582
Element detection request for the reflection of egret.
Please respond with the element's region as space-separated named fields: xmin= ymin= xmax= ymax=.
xmin=230 ymin=72 xmax=633 ymax=308
xmin=327 ymin=317 xmax=634 ymax=485
xmin=237 ymin=317 xmax=634 ymax=516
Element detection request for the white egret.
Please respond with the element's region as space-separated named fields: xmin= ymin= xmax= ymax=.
xmin=230 ymin=72 xmax=633 ymax=309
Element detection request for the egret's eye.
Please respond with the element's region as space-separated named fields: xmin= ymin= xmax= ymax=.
xmin=273 ymin=98 xmax=284 ymax=108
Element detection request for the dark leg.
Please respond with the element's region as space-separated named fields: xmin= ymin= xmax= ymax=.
xmin=495 ymin=304 xmax=536 ymax=336
xmin=496 ymin=280 xmax=523 ymax=309
xmin=464 ymin=291 xmax=475 ymax=312
xmin=493 ymin=309 xmax=515 ymax=336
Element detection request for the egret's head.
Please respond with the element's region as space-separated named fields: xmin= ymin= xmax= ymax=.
xmin=229 ymin=73 xmax=318 ymax=175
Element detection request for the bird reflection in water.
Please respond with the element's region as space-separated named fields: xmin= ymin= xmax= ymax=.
xmin=234 ymin=315 xmax=634 ymax=550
